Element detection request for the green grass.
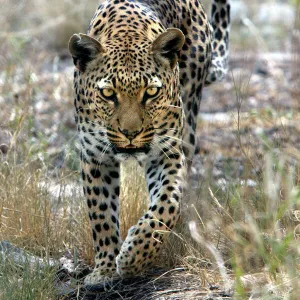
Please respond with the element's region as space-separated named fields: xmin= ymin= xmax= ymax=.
xmin=0 ymin=255 xmax=57 ymax=300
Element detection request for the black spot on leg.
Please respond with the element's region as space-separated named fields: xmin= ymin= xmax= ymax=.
xmin=95 ymin=224 xmax=101 ymax=232
xmin=87 ymin=199 xmax=92 ymax=208
xmin=149 ymin=182 xmax=155 ymax=190
xmin=87 ymin=187 xmax=92 ymax=195
xmin=103 ymin=223 xmax=110 ymax=230
xmin=150 ymin=221 xmax=155 ymax=228
xmin=99 ymin=203 xmax=108 ymax=211
xmin=189 ymin=134 xmax=195 ymax=145
xmin=111 ymin=201 xmax=117 ymax=211
xmin=111 ymin=236 xmax=119 ymax=244
xmin=104 ymin=175 xmax=112 ymax=184
xmin=160 ymin=194 xmax=168 ymax=201
xmin=105 ymin=237 xmax=110 ymax=246
xmin=169 ymin=206 xmax=175 ymax=214
xmin=91 ymin=169 xmax=101 ymax=178
xmin=93 ymin=186 xmax=100 ymax=195
xmin=151 ymin=205 xmax=157 ymax=211
xmin=109 ymin=171 xmax=119 ymax=178
xmin=158 ymin=207 xmax=164 ymax=214
xmin=114 ymin=186 xmax=120 ymax=196
xmin=103 ymin=187 xmax=109 ymax=198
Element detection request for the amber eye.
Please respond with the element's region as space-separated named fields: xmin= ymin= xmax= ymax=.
xmin=143 ymin=87 xmax=161 ymax=104
xmin=99 ymin=88 xmax=116 ymax=101
xmin=146 ymin=87 xmax=159 ymax=97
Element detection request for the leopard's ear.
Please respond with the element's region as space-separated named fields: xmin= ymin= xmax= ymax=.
xmin=68 ymin=33 xmax=104 ymax=72
xmin=151 ymin=28 xmax=185 ymax=69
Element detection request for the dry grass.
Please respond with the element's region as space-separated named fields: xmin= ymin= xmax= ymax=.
xmin=0 ymin=0 xmax=299 ymax=299
xmin=0 ymin=141 xmax=93 ymax=261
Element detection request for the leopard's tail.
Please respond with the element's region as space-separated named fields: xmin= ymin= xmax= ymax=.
xmin=205 ymin=0 xmax=230 ymax=85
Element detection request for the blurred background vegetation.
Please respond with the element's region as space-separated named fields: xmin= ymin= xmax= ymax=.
xmin=0 ymin=0 xmax=299 ymax=299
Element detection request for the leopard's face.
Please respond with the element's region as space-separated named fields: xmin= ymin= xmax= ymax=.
xmin=70 ymin=29 xmax=185 ymax=159
xmin=89 ymin=57 xmax=180 ymax=154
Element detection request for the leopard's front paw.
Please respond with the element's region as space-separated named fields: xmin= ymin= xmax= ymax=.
xmin=116 ymin=225 xmax=164 ymax=277
xmin=84 ymin=269 xmax=119 ymax=285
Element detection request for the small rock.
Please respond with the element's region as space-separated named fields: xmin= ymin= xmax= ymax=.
xmin=0 ymin=240 xmax=57 ymax=269
xmin=0 ymin=143 xmax=9 ymax=154
xmin=240 ymin=179 xmax=257 ymax=187
xmin=255 ymin=3 xmax=295 ymax=28
xmin=0 ymin=129 xmax=11 ymax=152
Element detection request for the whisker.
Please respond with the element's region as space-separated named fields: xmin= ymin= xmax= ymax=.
xmin=160 ymin=141 xmax=177 ymax=158
xmin=162 ymin=105 xmax=183 ymax=110
xmin=153 ymin=127 xmax=177 ymax=131
xmin=160 ymin=139 xmax=181 ymax=157
xmin=153 ymin=136 xmax=170 ymax=160
xmin=157 ymin=144 xmax=170 ymax=160
xmin=154 ymin=128 xmax=179 ymax=135
xmin=83 ymin=130 xmax=107 ymax=135
xmin=163 ymin=135 xmax=193 ymax=148
xmin=151 ymin=99 xmax=182 ymax=120
xmin=79 ymin=122 xmax=108 ymax=133
xmin=99 ymin=142 xmax=112 ymax=162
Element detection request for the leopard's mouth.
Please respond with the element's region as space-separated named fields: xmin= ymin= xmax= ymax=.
xmin=114 ymin=144 xmax=151 ymax=155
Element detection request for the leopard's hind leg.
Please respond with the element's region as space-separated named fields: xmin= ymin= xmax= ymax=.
xmin=205 ymin=0 xmax=231 ymax=85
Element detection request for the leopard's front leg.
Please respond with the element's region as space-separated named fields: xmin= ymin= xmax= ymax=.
xmin=116 ymin=154 xmax=186 ymax=276
xmin=82 ymin=160 xmax=122 ymax=284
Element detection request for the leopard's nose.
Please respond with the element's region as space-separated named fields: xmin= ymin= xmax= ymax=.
xmin=118 ymin=127 xmax=143 ymax=141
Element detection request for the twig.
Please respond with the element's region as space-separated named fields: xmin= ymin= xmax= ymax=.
xmin=189 ymin=221 xmax=232 ymax=292
xmin=152 ymin=267 xmax=185 ymax=282
xmin=208 ymin=187 xmax=234 ymax=223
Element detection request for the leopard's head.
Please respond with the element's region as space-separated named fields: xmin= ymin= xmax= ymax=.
xmin=69 ymin=29 xmax=184 ymax=159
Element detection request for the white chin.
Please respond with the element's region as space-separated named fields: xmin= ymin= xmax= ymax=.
xmin=115 ymin=152 xmax=148 ymax=162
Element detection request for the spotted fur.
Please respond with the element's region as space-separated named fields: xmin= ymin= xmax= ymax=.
xmin=68 ymin=0 xmax=230 ymax=284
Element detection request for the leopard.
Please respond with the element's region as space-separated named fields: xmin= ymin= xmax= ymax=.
xmin=68 ymin=0 xmax=230 ymax=284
